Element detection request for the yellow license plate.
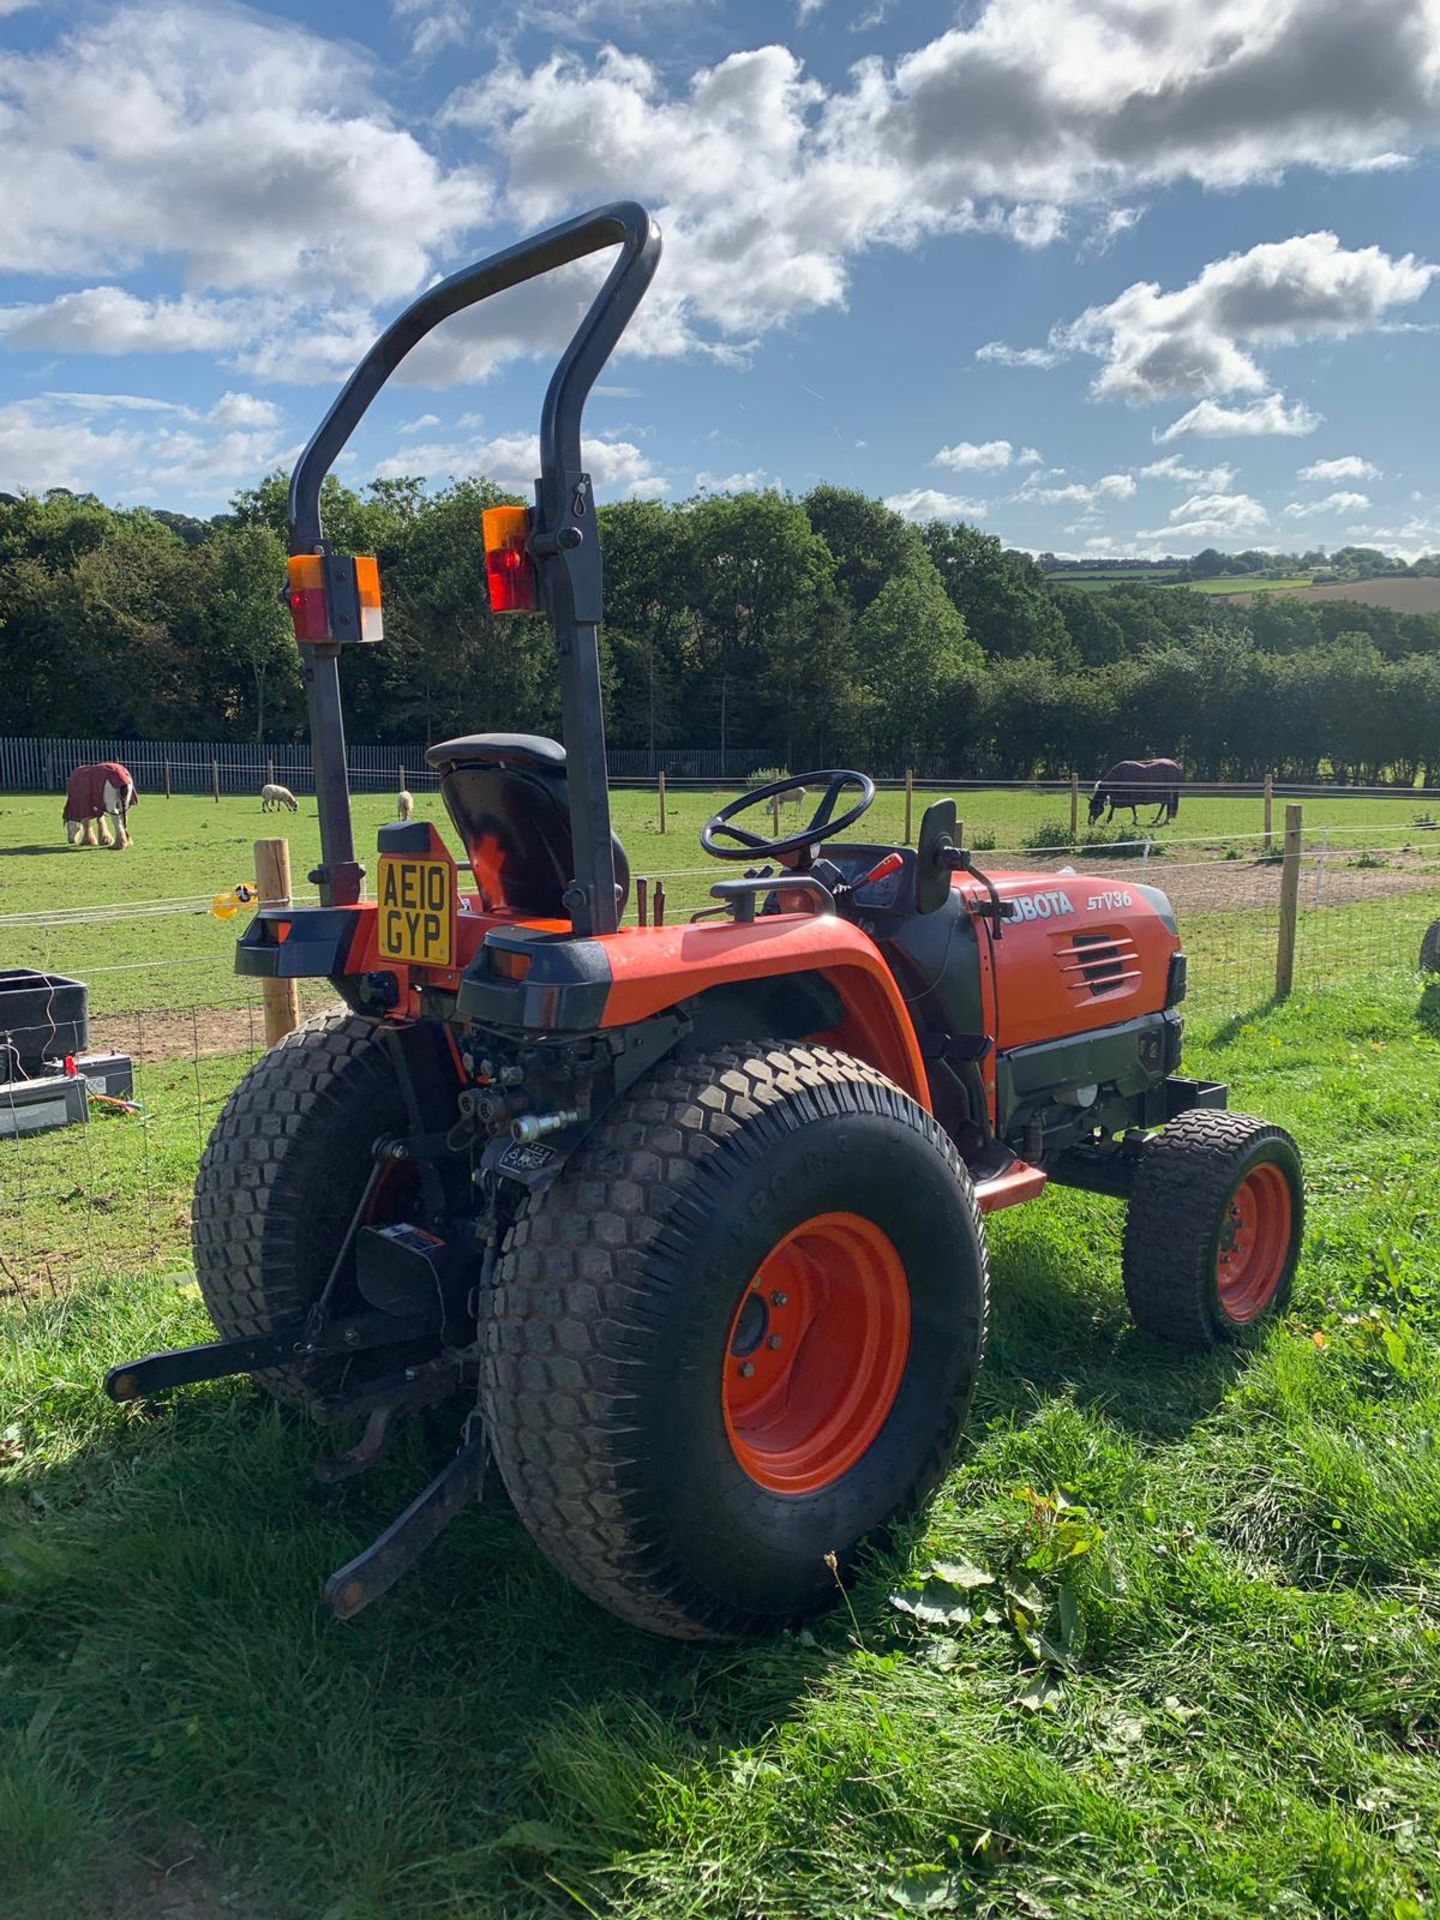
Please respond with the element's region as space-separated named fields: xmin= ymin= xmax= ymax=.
xmin=376 ymin=855 xmax=454 ymax=967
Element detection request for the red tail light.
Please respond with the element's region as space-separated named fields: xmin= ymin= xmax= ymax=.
xmin=482 ymin=506 xmax=537 ymax=614
xmin=287 ymin=555 xmax=383 ymax=644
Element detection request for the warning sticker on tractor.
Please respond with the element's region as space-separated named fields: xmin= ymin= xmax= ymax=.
xmin=376 ymin=855 xmax=454 ymax=967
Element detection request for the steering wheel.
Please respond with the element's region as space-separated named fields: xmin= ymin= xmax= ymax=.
xmin=700 ymin=769 xmax=876 ymax=863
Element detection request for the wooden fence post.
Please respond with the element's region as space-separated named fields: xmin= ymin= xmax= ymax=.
xmin=164 ymin=758 xmax=172 ymax=799
xmin=1275 ymin=804 xmax=1302 ymax=1000
xmin=254 ymin=838 xmax=301 ymax=1045
xmin=658 ymin=768 xmax=667 ymax=836
xmin=904 ymin=768 xmax=914 ymax=846
xmin=399 ymin=764 xmax=406 ymax=795
xmin=1070 ymin=771 xmax=1080 ymax=841
xmin=636 ymin=877 xmax=648 ymax=928
xmin=211 ymin=757 xmax=221 ymax=804
xmin=267 ymin=755 xmax=276 ymax=788
xmin=1263 ymin=771 xmax=1274 ymax=854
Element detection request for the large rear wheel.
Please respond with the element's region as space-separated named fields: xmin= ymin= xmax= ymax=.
xmin=481 ymin=1042 xmax=989 ymax=1640
xmin=1420 ymin=920 xmax=1440 ymax=973
xmin=191 ymin=1009 xmax=433 ymax=1409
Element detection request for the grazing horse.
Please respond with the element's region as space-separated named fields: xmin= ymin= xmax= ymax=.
xmin=1089 ymin=757 xmax=1182 ymax=827
xmin=63 ymin=761 xmax=137 ymax=848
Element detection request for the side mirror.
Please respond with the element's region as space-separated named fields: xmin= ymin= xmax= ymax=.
xmin=916 ymin=799 xmax=964 ymax=915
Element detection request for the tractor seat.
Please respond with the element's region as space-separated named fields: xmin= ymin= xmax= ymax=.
xmin=425 ymin=733 xmax=630 ymax=919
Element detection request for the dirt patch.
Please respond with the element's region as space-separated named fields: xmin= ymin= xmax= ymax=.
xmin=1021 ymin=846 xmax=1440 ymax=915
xmin=1226 ymin=578 xmax=1440 ymax=614
xmin=91 ymin=994 xmax=336 ymax=1064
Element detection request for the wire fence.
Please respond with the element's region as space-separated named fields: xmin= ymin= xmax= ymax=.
xmin=13 ymin=733 xmax=1440 ymax=799
xmin=3 ymin=814 xmax=1438 ymax=1313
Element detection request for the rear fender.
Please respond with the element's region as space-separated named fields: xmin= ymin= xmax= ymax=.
xmin=601 ymin=916 xmax=930 ymax=1108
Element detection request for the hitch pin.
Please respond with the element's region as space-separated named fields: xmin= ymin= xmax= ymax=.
xmin=511 ymin=1108 xmax=581 ymax=1144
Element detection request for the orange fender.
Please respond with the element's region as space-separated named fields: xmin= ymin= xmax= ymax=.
xmin=600 ymin=914 xmax=931 ymax=1110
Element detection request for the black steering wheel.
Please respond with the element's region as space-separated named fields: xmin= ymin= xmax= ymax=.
xmin=701 ymin=769 xmax=876 ymax=863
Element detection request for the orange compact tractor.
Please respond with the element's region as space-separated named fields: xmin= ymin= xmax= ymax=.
xmin=108 ymin=206 xmax=1304 ymax=1639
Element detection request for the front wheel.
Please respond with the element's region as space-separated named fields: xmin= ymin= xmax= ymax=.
xmin=481 ymin=1042 xmax=989 ymax=1640
xmin=1123 ymin=1110 xmax=1304 ymax=1347
xmin=1420 ymin=920 xmax=1440 ymax=973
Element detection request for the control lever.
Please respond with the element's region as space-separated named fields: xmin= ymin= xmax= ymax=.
xmin=857 ymin=851 xmax=905 ymax=889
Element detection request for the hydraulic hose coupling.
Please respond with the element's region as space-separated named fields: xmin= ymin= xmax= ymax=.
xmin=511 ymin=1109 xmax=582 ymax=1145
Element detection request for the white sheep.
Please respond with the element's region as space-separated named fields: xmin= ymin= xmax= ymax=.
xmin=397 ymin=789 xmax=415 ymax=821
xmin=261 ymin=783 xmax=299 ymax=813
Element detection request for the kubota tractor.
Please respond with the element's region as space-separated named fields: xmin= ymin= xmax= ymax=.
xmin=108 ymin=205 xmax=1304 ymax=1640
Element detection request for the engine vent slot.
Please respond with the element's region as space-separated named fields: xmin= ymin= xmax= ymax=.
xmin=1057 ymin=930 xmax=1139 ymax=997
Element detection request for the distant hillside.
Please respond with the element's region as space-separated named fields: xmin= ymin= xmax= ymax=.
xmin=1224 ymin=578 xmax=1440 ymax=613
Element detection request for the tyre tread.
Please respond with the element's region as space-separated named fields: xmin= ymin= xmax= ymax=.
xmin=482 ymin=1041 xmax=989 ymax=1639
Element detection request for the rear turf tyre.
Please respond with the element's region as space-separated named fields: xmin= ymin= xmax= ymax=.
xmin=191 ymin=1008 xmax=423 ymax=1409
xmin=1420 ymin=920 xmax=1440 ymax=972
xmin=481 ymin=1042 xmax=989 ymax=1640
xmin=1123 ymin=1110 xmax=1303 ymax=1348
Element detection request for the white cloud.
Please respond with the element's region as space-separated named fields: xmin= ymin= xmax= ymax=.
xmin=0 ymin=286 xmax=266 ymax=356
xmin=1137 ymin=490 xmax=1269 ymax=541
xmin=1339 ymin=514 xmax=1440 ymax=558
xmin=0 ymin=5 xmax=488 ymax=301
xmin=400 ymin=413 xmax=442 ymax=435
xmin=1157 ymin=394 xmax=1322 ymax=441
xmin=933 ymin=437 xmax=1017 ymax=471
xmin=375 ymin=426 xmax=665 ymax=499
xmin=884 ymin=488 xmax=989 ymax=521
xmin=443 ymin=4 xmax=1440 ymax=363
xmin=1298 ymin=454 xmax=1381 ymax=482
xmin=1018 ymin=471 xmax=1136 ymax=506
xmin=1061 ymin=232 xmax=1435 ymax=404
xmin=1139 ymin=454 xmax=1237 ymax=489
xmin=1017 ymin=446 xmax=1042 ymax=466
xmin=391 ymin=0 xmax=470 ymax=59
xmin=1081 ymin=205 xmax=1143 ymax=256
xmin=0 ymin=401 xmax=140 ymax=494
xmin=0 ymin=392 xmax=291 ymax=499
xmin=975 ymin=341 xmax=1061 ymax=369
xmin=1283 ymin=489 xmax=1371 ymax=518
xmin=694 ymin=469 xmax=776 ymax=494
xmin=206 ymin=391 xmax=280 ymax=430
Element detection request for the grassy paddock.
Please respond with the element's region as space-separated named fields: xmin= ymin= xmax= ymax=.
xmin=2 ymin=788 xmax=1435 ymax=1014
xmin=4 ymin=972 xmax=1440 ymax=1918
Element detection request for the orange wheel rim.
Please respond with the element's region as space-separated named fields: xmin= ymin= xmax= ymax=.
xmin=1216 ymin=1164 xmax=1293 ymax=1322
xmin=722 ymin=1212 xmax=911 ymax=1495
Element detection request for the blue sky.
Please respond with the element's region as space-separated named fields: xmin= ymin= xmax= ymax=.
xmin=1 ymin=0 xmax=1437 ymax=557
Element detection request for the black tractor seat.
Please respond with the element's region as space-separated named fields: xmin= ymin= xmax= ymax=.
xmin=426 ymin=733 xmax=630 ymax=919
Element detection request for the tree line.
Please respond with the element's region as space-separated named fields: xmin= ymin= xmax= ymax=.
xmin=3 ymin=477 xmax=1440 ymax=783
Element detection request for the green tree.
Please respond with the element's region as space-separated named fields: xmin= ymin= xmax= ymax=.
xmin=920 ymin=521 xmax=1074 ymax=665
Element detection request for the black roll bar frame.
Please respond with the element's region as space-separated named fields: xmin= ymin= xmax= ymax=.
xmin=286 ymin=201 xmax=661 ymax=934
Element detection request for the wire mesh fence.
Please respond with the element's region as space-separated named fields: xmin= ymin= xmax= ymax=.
xmin=3 ymin=814 xmax=1437 ymax=1314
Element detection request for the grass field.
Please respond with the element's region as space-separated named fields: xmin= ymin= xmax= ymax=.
xmin=1183 ymin=575 xmax=1317 ymax=596
xmin=3 ymin=787 xmax=1437 ymax=1017
xmin=4 ymin=965 xmax=1439 ymax=1919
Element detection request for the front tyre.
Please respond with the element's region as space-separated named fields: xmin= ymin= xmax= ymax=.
xmin=481 ymin=1043 xmax=989 ymax=1640
xmin=1420 ymin=919 xmax=1440 ymax=973
xmin=1123 ymin=1110 xmax=1303 ymax=1347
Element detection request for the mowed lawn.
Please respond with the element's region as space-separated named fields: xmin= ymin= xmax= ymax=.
xmin=2 ymin=846 xmax=1439 ymax=1911
xmin=1 ymin=784 xmax=1433 ymax=1015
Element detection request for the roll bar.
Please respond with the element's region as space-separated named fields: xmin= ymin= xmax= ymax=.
xmin=289 ymin=202 xmax=661 ymax=932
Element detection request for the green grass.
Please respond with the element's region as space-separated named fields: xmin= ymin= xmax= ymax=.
xmin=1177 ymin=576 xmax=1317 ymax=596
xmin=2 ymin=788 xmax=1433 ymax=1015
xmin=5 ymin=960 xmax=1440 ymax=1916
xmin=1047 ymin=569 xmax=1184 ymax=591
